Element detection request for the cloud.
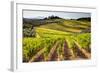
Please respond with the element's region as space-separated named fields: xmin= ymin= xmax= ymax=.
xmin=23 ymin=10 xmax=91 ymax=19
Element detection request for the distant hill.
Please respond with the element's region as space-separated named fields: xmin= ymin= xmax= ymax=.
xmin=38 ymin=19 xmax=90 ymax=33
xmin=77 ymin=17 xmax=91 ymax=21
xmin=23 ymin=17 xmax=91 ymax=37
xmin=23 ymin=16 xmax=62 ymax=27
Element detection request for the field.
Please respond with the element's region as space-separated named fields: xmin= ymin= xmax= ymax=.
xmin=23 ymin=17 xmax=91 ymax=62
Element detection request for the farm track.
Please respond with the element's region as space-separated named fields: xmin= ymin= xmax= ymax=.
xmin=28 ymin=48 xmax=45 ymax=63
xmin=74 ymin=41 xmax=91 ymax=59
xmin=47 ymin=41 xmax=59 ymax=61
xmin=62 ymin=40 xmax=75 ymax=60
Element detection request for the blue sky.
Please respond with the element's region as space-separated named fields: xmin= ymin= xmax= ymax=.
xmin=23 ymin=10 xmax=91 ymax=19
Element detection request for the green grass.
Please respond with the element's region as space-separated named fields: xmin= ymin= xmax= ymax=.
xmin=23 ymin=18 xmax=91 ymax=62
xmin=38 ymin=19 xmax=90 ymax=33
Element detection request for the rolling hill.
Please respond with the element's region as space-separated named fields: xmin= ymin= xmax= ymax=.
xmin=23 ymin=17 xmax=91 ymax=62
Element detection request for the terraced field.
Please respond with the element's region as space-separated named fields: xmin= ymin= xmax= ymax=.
xmin=23 ymin=18 xmax=91 ymax=62
xmin=38 ymin=19 xmax=90 ymax=33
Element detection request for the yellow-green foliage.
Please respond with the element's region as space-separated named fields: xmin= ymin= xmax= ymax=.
xmin=74 ymin=33 xmax=91 ymax=49
xmin=23 ymin=19 xmax=91 ymax=62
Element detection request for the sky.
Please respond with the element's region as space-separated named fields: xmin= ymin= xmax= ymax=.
xmin=23 ymin=10 xmax=91 ymax=19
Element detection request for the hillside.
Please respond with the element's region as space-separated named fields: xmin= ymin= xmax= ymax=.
xmin=23 ymin=18 xmax=91 ymax=37
xmin=23 ymin=17 xmax=91 ymax=62
xmin=37 ymin=19 xmax=90 ymax=33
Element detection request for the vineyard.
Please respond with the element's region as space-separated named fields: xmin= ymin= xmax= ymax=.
xmin=23 ymin=26 xmax=91 ymax=62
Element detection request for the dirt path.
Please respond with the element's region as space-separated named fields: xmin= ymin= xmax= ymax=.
xmin=28 ymin=48 xmax=45 ymax=63
xmin=74 ymin=41 xmax=91 ymax=59
xmin=62 ymin=40 xmax=75 ymax=60
xmin=47 ymin=41 xmax=59 ymax=61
